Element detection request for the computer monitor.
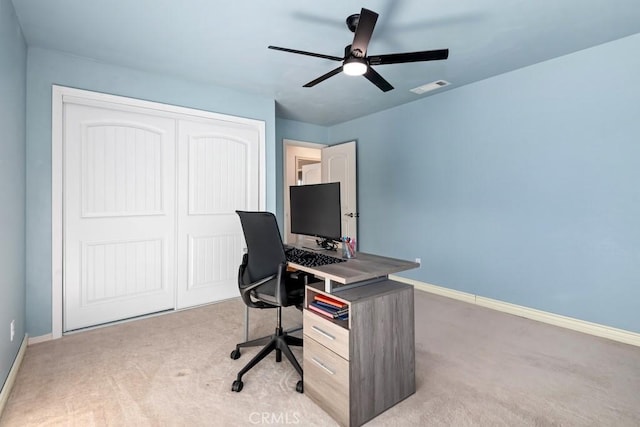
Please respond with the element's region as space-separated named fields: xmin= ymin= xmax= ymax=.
xmin=290 ymin=182 xmax=342 ymax=249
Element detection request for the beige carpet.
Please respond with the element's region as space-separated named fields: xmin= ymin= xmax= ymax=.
xmin=2 ymin=290 xmax=640 ymax=426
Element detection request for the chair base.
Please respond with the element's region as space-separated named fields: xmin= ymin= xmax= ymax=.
xmin=230 ymin=326 xmax=303 ymax=393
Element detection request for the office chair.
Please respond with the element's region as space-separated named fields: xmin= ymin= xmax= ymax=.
xmin=230 ymin=210 xmax=309 ymax=393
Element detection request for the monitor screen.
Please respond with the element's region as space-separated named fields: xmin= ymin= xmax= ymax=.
xmin=290 ymin=182 xmax=342 ymax=242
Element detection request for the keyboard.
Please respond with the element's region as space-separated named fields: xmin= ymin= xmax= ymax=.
xmin=285 ymin=247 xmax=346 ymax=268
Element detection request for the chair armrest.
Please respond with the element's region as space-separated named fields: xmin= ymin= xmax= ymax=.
xmin=243 ymin=274 xmax=278 ymax=293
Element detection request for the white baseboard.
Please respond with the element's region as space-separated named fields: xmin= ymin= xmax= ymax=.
xmin=0 ymin=335 xmax=28 ymax=416
xmin=391 ymin=275 xmax=640 ymax=348
xmin=27 ymin=334 xmax=53 ymax=345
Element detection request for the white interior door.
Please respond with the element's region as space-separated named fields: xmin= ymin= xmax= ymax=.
xmin=176 ymin=119 xmax=260 ymax=308
xmin=64 ymin=103 xmax=176 ymax=331
xmin=321 ymin=141 xmax=358 ymax=244
xmin=301 ymin=163 xmax=321 ymax=185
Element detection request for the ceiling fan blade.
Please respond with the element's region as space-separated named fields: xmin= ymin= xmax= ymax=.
xmin=369 ymin=49 xmax=449 ymax=65
xmin=363 ymin=67 xmax=394 ymax=92
xmin=350 ymin=8 xmax=378 ymax=57
xmin=303 ymin=66 xmax=344 ymax=88
xmin=268 ymin=45 xmax=343 ymax=61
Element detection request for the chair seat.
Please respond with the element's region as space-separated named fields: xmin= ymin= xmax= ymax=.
xmin=252 ymin=277 xmax=305 ymax=306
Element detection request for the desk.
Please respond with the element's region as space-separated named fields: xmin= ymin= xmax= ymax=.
xmin=293 ymin=250 xmax=418 ymax=427
xmin=242 ymin=250 xmax=417 ymax=337
xmin=289 ymin=250 xmax=419 ymax=293
xmin=242 ymin=249 xmax=418 ymax=426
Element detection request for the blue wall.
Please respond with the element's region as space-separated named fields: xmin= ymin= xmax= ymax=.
xmin=25 ymin=48 xmax=277 ymax=337
xmin=329 ymin=34 xmax=640 ymax=333
xmin=0 ymin=0 xmax=27 ymax=388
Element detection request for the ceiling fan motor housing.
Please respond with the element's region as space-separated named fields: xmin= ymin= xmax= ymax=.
xmin=344 ymin=44 xmax=364 ymax=59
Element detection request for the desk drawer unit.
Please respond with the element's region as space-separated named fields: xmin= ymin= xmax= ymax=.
xmin=303 ymin=310 xmax=349 ymax=360
xmin=303 ymin=336 xmax=350 ymax=426
xmin=303 ymin=280 xmax=416 ymax=427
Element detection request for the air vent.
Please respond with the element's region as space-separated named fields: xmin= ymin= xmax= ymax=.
xmin=410 ymin=80 xmax=450 ymax=95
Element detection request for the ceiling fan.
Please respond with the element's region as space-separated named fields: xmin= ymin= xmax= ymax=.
xmin=268 ymin=8 xmax=449 ymax=92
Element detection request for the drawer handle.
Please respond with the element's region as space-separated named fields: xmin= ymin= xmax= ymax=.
xmin=312 ymin=325 xmax=335 ymax=341
xmin=311 ymin=357 xmax=335 ymax=375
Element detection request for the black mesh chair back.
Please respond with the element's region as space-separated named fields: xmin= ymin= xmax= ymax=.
xmin=236 ymin=210 xmax=293 ymax=307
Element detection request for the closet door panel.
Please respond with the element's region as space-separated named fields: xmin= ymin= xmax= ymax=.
xmin=64 ymin=103 xmax=176 ymax=331
xmin=176 ymin=119 xmax=260 ymax=308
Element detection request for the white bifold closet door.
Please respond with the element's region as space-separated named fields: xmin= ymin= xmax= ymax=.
xmin=63 ymin=99 xmax=260 ymax=331
xmin=176 ymin=118 xmax=260 ymax=308
xmin=64 ymin=104 xmax=177 ymax=331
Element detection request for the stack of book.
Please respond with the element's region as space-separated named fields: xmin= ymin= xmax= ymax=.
xmin=308 ymin=294 xmax=349 ymax=320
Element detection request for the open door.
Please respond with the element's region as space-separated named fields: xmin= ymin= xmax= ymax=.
xmin=321 ymin=141 xmax=357 ymax=245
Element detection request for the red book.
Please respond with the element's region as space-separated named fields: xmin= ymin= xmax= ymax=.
xmin=314 ymin=294 xmax=346 ymax=309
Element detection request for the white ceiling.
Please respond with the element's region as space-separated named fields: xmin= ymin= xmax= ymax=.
xmin=11 ymin=0 xmax=640 ymax=126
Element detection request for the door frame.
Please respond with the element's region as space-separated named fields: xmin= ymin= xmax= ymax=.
xmin=51 ymin=85 xmax=266 ymax=339
xmin=282 ymin=139 xmax=326 ymax=244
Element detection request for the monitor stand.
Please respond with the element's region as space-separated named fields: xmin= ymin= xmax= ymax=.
xmin=316 ymin=238 xmax=338 ymax=251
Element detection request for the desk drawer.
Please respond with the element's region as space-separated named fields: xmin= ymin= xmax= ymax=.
xmin=304 ymin=337 xmax=349 ymax=426
xmin=303 ymin=309 xmax=349 ymax=360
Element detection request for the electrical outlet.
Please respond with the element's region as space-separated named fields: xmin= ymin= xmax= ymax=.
xmin=415 ymin=258 xmax=421 ymax=265
xmin=10 ymin=320 xmax=15 ymax=342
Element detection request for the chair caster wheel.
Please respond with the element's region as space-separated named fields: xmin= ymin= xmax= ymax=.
xmin=230 ymin=349 xmax=241 ymax=360
xmin=232 ymin=380 xmax=243 ymax=392
xmin=296 ymin=380 xmax=303 ymax=393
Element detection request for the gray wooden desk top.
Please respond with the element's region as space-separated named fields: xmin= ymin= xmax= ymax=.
xmin=288 ymin=250 xmax=419 ymax=284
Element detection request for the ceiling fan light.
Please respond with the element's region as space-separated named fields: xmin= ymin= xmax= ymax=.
xmin=343 ymin=58 xmax=367 ymax=76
